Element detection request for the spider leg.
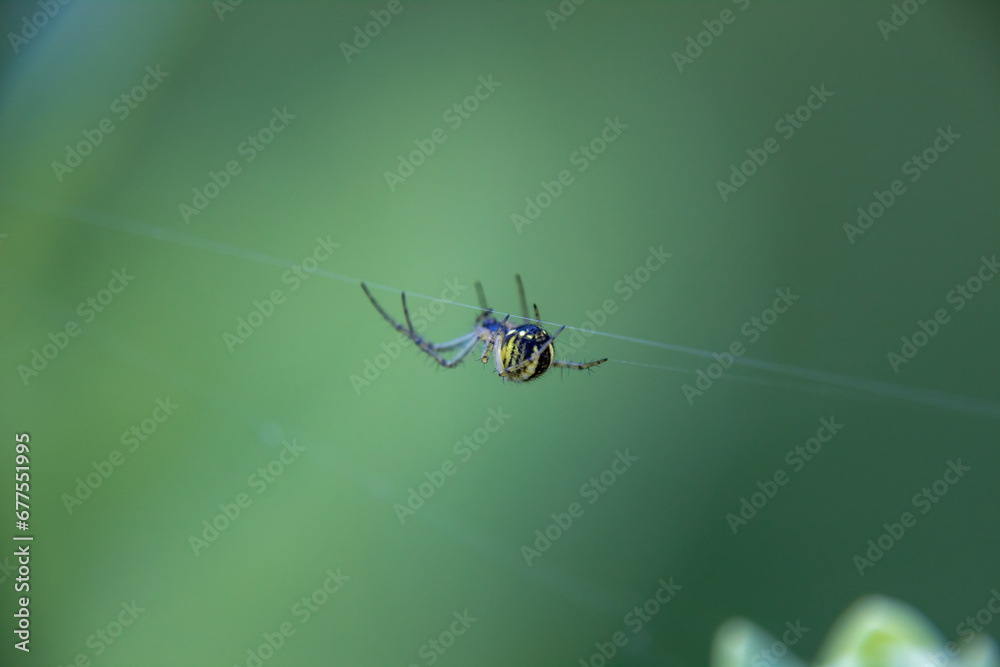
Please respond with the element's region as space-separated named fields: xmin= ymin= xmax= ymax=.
xmin=433 ymin=332 xmax=481 ymax=367
xmin=515 ymin=274 xmax=531 ymax=322
xmin=361 ymin=283 xmax=413 ymax=338
xmin=361 ymin=282 xmax=473 ymax=368
xmin=429 ymin=333 xmax=480 ymax=351
xmin=481 ymin=315 xmax=510 ymax=365
xmin=494 ymin=328 xmax=506 ymax=376
xmin=411 ymin=332 xmax=481 ymax=368
xmin=475 ymin=281 xmax=489 ymax=313
xmin=552 ymin=358 xmax=609 ymax=370
xmin=399 ymin=291 xmax=469 ymax=352
xmin=400 ymin=291 xmax=416 ymax=337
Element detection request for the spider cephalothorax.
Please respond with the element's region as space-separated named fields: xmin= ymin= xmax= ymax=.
xmin=361 ymin=275 xmax=606 ymax=383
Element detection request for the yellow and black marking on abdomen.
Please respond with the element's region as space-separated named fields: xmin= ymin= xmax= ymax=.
xmin=501 ymin=324 xmax=554 ymax=382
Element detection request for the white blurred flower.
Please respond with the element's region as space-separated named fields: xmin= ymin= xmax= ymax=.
xmin=712 ymin=597 xmax=999 ymax=667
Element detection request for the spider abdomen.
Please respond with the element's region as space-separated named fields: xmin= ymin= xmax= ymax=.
xmin=501 ymin=325 xmax=553 ymax=382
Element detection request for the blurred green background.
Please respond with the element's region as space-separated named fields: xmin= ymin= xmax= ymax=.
xmin=2 ymin=1 xmax=999 ymax=665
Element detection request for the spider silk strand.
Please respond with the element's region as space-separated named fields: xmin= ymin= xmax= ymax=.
xmin=11 ymin=195 xmax=1000 ymax=419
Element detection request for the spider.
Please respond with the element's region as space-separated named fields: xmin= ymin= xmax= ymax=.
xmin=360 ymin=275 xmax=607 ymax=383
